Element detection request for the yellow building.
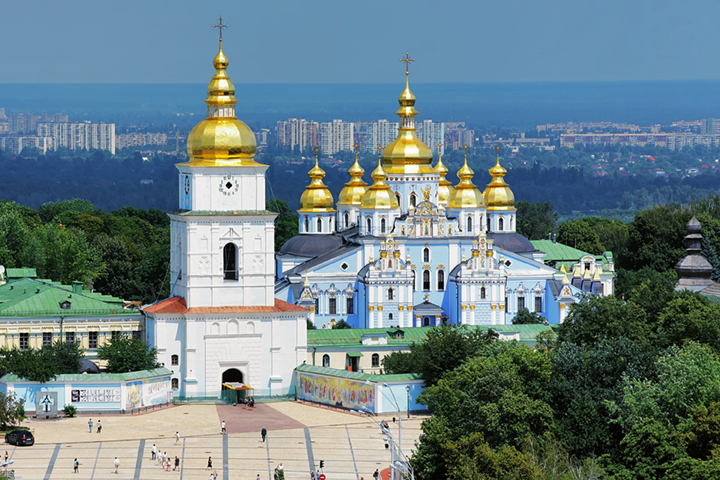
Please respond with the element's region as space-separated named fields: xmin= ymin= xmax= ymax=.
xmin=0 ymin=269 xmax=143 ymax=357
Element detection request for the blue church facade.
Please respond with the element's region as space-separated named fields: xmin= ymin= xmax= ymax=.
xmin=275 ymin=70 xmax=614 ymax=329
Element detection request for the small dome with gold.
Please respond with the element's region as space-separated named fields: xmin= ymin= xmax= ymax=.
xmin=337 ymin=147 xmax=368 ymax=206
xmin=361 ymin=156 xmax=400 ymax=210
xmin=299 ymin=150 xmax=335 ymax=212
xmin=185 ymin=40 xmax=259 ymax=166
xmin=483 ymin=151 xmax=515 ymax=209
xmin=447 ymin=146 xmax=485 ymax=209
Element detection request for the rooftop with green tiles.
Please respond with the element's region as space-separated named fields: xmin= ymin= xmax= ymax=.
xmin=307 ymin=324 xmax=553 ymax=348
xmin=296 ymin=363 xmax=422 ymax=382
xmin=0 ymin=366 xmax=172 ymax=383
xmin=531 ymin=239 xmax=613 ymax=268
xmin=0 ymin=277 xmax=141 ymax=317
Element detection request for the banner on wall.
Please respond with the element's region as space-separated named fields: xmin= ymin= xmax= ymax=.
xmin=125 ymin=377 xmax=171 ymax=410
xmin=71 ymin=388 xmax=121 ymax=403
xmin=298 ymin=372 xmax=374 ymax=412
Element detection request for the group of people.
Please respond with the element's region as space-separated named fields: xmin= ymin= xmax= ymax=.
xmin=151 ymin=443 xmax=180 ymax=472
xmin=87 ymin=418 xmax=102 ymax=433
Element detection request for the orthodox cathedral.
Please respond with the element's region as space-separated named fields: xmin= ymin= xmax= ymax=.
xmin=275 ymin=59 xmax=614 ymax=329
xmin=142 ymin=31 xmax=613 ymax=398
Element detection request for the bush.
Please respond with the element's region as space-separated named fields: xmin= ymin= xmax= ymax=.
xmin=62 ymin=405 xmax=77 ymax=418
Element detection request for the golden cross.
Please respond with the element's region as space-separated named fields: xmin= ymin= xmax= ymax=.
xmin=424 ymin=293 xmax=430 ymax=302
xmin=494 ymin=144 xmax=502 ymax=160
xmin=399 ymin=52 xmax=415 ymax=75
xmin=377 ymin=144 xmax=383 ymax=159
xmin=463 ymin=144 xmax=468 ymax=154
xmin=437 ymin=141 xmax=443 ymax=150
xmin=354 ymin=142 xmax=359 ymax=152
xmin=213 ymin=16 xmax=229 ymax=41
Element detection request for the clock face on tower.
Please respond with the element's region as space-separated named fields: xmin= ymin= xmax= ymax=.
xmin=219 ymin=175 xmax=240 ymax=196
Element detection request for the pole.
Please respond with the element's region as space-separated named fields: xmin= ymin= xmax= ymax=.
xmin=406 ymin=386 xmax=410 ymax=419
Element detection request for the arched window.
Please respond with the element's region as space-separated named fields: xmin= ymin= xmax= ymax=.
xmin=412 ymin=270 xmax=417 ymax=291
xmin=305 ymin=216 xmax=310 ymax=232
xmin=322 ymin=354 xmax=330 ymax=367
xmin=366 ymin=217 xmax=372 ymax=233
xmin=223 ymin=243 xmax=238 ymax=280
xmin=499 ymin=217 xmax=504 ymax=231
xmin=381 ymin=218 xmax=386 ymax=234
xmin=329 ymin=216 xmax=333 ymax=231
xmin=480 ymin=286 xmax=486 ymax=299
xmin=437 ymin=270 xmax=445 ymax=291
xmin=388 ymin=288 xmax=394 ymax=300
xmin=171 ymin=354 xmax=179 ymax=366
xmin=423 ymin=316 xmax=431 ymax=326
xmin=395 ymin=193 xmax=401 ymax=206
xmin=423 ymin=247 xmax=430 ymax=263
xmin=344 ymin=212 xmax=349 ymax=228
xmin=317 ymin=217 xmax=323 ymax=233
xmin=388 ymin=313 xmax=394 ymax=321
xmin=171 ymin=378 xmax=179 ymax=390
xmin=423 ymin=270 xmax=431 ymax=290
xmin=487 ymin=216 xmax=491 ymax=232
xmin=467 ymin=215 xmax=473 ymax=232
xmin=371 ymin=353 xmax=380 ymax=367
xmin=410 ymin=193 xmax=417 ymax=208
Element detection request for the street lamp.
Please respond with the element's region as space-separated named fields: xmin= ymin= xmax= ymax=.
xmin=405 ymin=384 xmax=411 ymax=419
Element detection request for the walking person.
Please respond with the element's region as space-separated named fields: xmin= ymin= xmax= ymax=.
xmin=373 ymin=469 xmax=379 ymax=480
xmin=165 ymin=452 xmax=171 ymax=472
xmin=73 ymin=458 xmax=79 ymax=473
xmin=151 ymin=444 xmax=157 ymax=460
xmin=97 ymin=420 xmax=102 ymax=433
xmin=261 ymin=426 xmax=267 ymax=442
xmin=221 ymin=421 xmax=226 ymax=434
xmin=174 ymin=456 xmax=180 ymax=471
xmin=88 ymin=418 xmax=93 ymax=433
xmin=175 ymin=431 xmax=180 ymax=444
xmin=4 ymin=451 xmax=7 ymax=463
xmin=114 ymin=457 xmax=120 ymax=474
xmin=206 ymin=456 xmax=213 ymax=470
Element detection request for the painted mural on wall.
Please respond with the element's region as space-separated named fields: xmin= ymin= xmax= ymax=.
xmin=125 ymin=377 xmax=172 ymax=410
xmin=298 ymin=372 xmax=374 ymax=412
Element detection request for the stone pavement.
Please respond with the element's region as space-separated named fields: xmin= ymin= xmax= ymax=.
xmin=6 ymin=403 xmax=424 ymax=480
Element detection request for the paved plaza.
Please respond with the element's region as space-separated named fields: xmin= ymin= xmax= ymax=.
xmin=5 ymin=403 xmax=424 ymax=480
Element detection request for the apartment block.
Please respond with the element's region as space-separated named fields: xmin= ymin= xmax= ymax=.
xmin=560 ymin=133 xmax=720 ymax=150
xmin=37 ymin=122 xmax=116 ymax=154
xmin=116 ymin=132 xmax=168 ymax=150
xmin=275 ymin=118 xmax=319 ymax=151
xmin=0 ymin=136 xmax=53 ymax=155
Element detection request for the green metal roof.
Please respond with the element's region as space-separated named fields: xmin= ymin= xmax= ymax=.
xmin=308 ymin=324 xmax=553 ymax=348
xmin=0 ymin=278 xmax=141 ymax=318
xmin=531 ymin=240 xmax=594 ymax=262
xmin=0 ymin=367 xmax=173 ymax=383
xmin=5 ymin=268 xmax=37 ymax=279
xmin=296 ymin=363 xmax=423 ymax=382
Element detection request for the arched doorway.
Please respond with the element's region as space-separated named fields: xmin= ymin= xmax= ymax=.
xmin=221 ymin=368 xmax=245 ymax=404
xmin=222 ymin=368 xmax=243 ymax=384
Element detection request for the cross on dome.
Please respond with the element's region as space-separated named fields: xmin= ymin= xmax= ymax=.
xmin=213 ymin=16 xmax=229 ymax=41
xmin=399 ymin=52 xmax=415 ymax=75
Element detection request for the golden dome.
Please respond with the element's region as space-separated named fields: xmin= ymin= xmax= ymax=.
xmin=299 ymin=149 xmax=335 ymax=212
xmin=184 ymin=40 xmax=260 ymax=167
xmin=361 ymin=153 xmax=400 ymax=210
xmin=337 ymin=147 xmax=368 ymax=206
xmin=483 ymin=149 xmax=515 ymax=210
xmin=382 ymin=67 xmax=434 ymax=175
xmin=447 ymin=145 xmax=484 ymax=209
xmin=434 ymin=144 xmax=455 ymax=206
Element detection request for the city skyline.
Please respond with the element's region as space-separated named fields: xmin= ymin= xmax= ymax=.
xmin=2 ymin=0 xmax=720 ymax=84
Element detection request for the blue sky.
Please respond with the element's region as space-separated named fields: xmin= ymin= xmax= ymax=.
xmin=2 ymin=0 xmax=720 ymax=84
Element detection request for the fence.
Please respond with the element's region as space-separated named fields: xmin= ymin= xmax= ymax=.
xmin=175 ymin=386 xmax=297 ymax=405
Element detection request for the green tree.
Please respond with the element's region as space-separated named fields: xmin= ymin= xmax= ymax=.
xmin=516 ymin=201 xmax=558 ymax=240
xmin=98 ymin=334 xmax=160 ymax=373
xmin=267 ymin=199 xmax=299 ymax=252
xmin=38 ymin=199 xmax=95 ymax=223
xmin=0 ymin=392 xmax=26 ymax=428
xmin=35 ymin=224 xmax=103 ymax=286
xmin=658 ymin=292 xmax=720 ymax=353
xmin=557 ymin=219 xmax=605 ymax=254
xmin=306 ymin=319 xmax=316 ymax=330
xmin=624 ymin=204 xmax=688 ymax=271
xmin=444 ymin=433 xmax=544 ymax=480
xmin=512 ymin=308 xmax=547 ymax=325
xmin=414 ymin=342 xmax=554 ymax=479
xmin=382 ymin=325 xmax=498 ymax=385
xmin=331 ymin=319 xmax=352 ymax=329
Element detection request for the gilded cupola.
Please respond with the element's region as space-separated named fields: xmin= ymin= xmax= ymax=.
xmin=434 ymin=143 xmax=454 ymax=206
xmin=336 ymin=145 xmax=368 ymax=206
xmin=185 ymin=38 xmax=259 ymax=166
xmin=483 ymin=147 xmax=515 ymax=210
xmin=361 ymin=151 xmax=400 ymax=210
xmin=299 ymin=149 xmax=335 ymax=212
xmin=447 ymin=145 xmax=485 ymax=209
xmin=382 ymin=54 xmax=434 ymax=175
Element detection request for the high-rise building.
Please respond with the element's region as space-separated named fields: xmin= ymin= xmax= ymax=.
xmin=37 ymin=122 xmax=116 ymax=154
xmin=319 ymin=119 xmax=354 ymax=154
xmin=275 ymin=118 xmax=318 ymax=151
xmin=0 ymin=136 xmax=53 ymax=154
xmin=417 ymin=119 xmax=445 ymax=154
